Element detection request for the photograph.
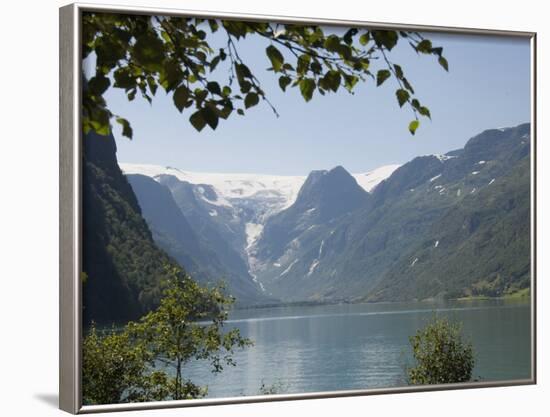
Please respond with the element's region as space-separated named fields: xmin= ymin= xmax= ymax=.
xmin=79 ymin=9 xmax=533 ymax=406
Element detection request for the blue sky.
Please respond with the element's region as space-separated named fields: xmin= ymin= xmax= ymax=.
xmin=92 ymin=25 xmax=531 ymax=175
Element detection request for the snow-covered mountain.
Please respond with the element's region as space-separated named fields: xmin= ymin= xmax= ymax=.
xmin=121 ymin=162 xmax=399 ymax=298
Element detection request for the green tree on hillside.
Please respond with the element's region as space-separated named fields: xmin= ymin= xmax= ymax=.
xmin=82 ymin=12 xmax=448 ymax=138
xmin=82 ymin=324 xmax=150 ymax=404
xmin=82 ymin=265 xmax=252 ymax=404
xmin=407 ymin=315 xmax=474 ymax=385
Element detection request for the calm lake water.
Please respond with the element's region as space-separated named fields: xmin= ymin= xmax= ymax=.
xmin=182 ymin=299 xmax=531 ymax=398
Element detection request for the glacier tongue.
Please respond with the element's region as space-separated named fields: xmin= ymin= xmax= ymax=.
xmin=245 ymin=223 xmax=264 ymax=251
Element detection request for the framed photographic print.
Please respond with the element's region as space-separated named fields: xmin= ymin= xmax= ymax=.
xmin=59 ymin=2 xmax=536 ymax=413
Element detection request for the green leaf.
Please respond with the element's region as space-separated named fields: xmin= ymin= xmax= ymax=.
xmin=222 ymin=86 xmax=232 ymax=97
xmin=235 ymin=63 xmax=252 ymax=80
xmin=88 ymin=75 xmax=111 ymax=95
xmin=223 ymin=20 xmax=248 ymax=39
xmin=146 ymin=76 xmax=157 ymax=96
xmin=343 ymin=28 xmax=358 ymax=45
xmin=159 ymin=60 xmax=184 ymax=92
xmin=409 ymin=120 xmax=420 ymax=135
xmin=299 ymin=78 xmax=316 ymax=102
xmin=324 ymin=35 xmax=340 ymax=52
xmin=116 ymin=117 xmax=133 ymax=139
xmin=373 ymin=31 xmax=398 ymax=50
xmin=322 ymin=71 xmax=341 ymax=92
xmin=310 ymin=60 xmax=322 ymax=74
xmin=278 ymin=76 xmax=292 ymax=92
xmin=88 ymin=108 xmax=111 ymax=136
xmin=416 ymin=39 xmax=433 ymax=54
xmin=344 ymin=74 xmax=359 ymax=91
xmin=396 ymin=89 xmax=410 ymax=107
xmin=359 ymin=32 xmax=370 ymax=46
xmin=189 ymin=110 xmax=206 ymax=131
xmin=402 ymin=77 xmax=415 ymax=94
xmin=113 ymin=68 xmax=135 ymax=90
xmin=196 ymin=30 xmax=207 ymax=41
xmin=438 ymin=56 xmax=449 ymax=71
xmin=194 ymin=88 xmax=208 ymax=103
xmin=206 ymin=81 xmax=222 ymax=95
xmin=239 ymin=80 xmax=252 ymax=94
xmin=218 ymin=104 xmax=233 ymax=119
xmin=244 ymin=92 xmax=259 ymax=109
xmin=419 ymin=106 xmax=431 ymax=119
xmin=173 ymin=86 xmax=190 ymax=113
xmin=337 ymin=44 xmax=352 ymax=60
xmin=208 ymin=19 xmax=219 ymax=32
xmin=202 ymin=106 xmax=219 ymax=130
xmin=394 ymin=64 xmax=404 ymax=79
xmin=237 ymin=108 xmax=244 ymax=116
xmin=94 ymin=35 xmax=127 ymax=70
xmin=90 ymin=119 xmax=110 ymax=136
xmin=376 ymin=69 xmax=391 ymax=86
xmin=210 ymin=56 xmax=221 ymax=72
xmin=266 ymin=45 xmax=284 ymax=72
xmin=132 ymin=33 xmax=164 ymax=71
xmin=297 ymin=54 xmax=311 ymax=76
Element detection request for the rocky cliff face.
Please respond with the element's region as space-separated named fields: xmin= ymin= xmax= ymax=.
xmin=82 ymin=132 xmax=177 ymax=325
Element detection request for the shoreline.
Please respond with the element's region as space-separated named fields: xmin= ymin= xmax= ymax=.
xmin=233 ymin=289 xmax=531 ymax=312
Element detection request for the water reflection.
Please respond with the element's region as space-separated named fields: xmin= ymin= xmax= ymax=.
xmin=182 ymin=299 xmax=531 ymax=397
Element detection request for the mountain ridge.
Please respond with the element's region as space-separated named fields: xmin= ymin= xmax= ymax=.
xmin=118 ymin=122 xmax=531 ymax=306
xmin=248 ymin=123 xmax=531 ymax=302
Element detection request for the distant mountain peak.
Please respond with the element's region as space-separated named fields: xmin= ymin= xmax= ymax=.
xmin=329 ymin=165 xmax=347 ymax=174
xmin=298 ymin=165 xmax=355 ymax=197
xmin=292 ymin=165 xmax=370 ymax=223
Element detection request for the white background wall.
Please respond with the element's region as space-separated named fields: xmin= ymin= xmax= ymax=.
xmin=0 ymin=0 xmax=546 ymax=415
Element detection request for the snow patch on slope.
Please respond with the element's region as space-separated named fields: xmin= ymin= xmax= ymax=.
xmin=432 ymin=154 xmax=457 ymax=162
xmin=245 ymin=223 xmax=263 ymax=251
xmin=352 ymin=164 xmax=400 ymax=192
xmin=280 ymin=260 xmax=298 ymax=277
xmin=307 ymin=240 xmax=325 ymax=277
xmin=308 ymin=260 xmax=320 ymax=276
